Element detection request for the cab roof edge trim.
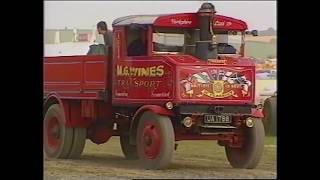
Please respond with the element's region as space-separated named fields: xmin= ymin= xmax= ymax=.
xmin=112 ymin=13 xmax=247 ymax=30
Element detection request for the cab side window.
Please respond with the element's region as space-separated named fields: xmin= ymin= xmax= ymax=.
xmin=126 ymin=25 xmax=148 ymax=56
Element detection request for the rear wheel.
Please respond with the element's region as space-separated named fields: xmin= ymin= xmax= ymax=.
xmin=225 ymin=119 xmax=265 ymax=169
xmin=136 ymin=111 xmax=175 ymax=169
xmin=120 ymin=134 xmax=138 ymax=160
xmin=43 ymin=104 xmax=73 ymax=159
xmin=68 ymin=128 xmax=86 ymax=159
xmin=44 ymin=104 xmax=86 ymax=159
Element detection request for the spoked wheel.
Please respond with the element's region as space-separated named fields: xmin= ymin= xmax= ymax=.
xmin=120 ymin=134 xmax=138 ymax=160
xmin=44 ymin=104 xmax=86 ymax=159
xmin=44 ymin=104 xmax=73 ymax=159
xmin=225 ymin=119 xmax=265 ymax=169
xmin=136 ymin=111 xmax=175 ymax=169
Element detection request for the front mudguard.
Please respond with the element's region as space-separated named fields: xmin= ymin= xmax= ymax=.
xmin=129 ymin=105 xmax=175 ymax=145
xmin=251 ymin=108 xmax=264 ymax=118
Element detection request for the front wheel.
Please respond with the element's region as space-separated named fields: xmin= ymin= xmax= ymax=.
xmin=225 ymin=119 xmax=265 ymax=169
xmin=136 ymin=111 xmax=175 ymax=169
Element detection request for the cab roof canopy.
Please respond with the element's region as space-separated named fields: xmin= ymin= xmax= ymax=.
xmin=112 ymin=13 xmax=248 ymax=31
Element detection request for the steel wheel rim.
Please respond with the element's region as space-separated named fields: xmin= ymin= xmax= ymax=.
xmin=45 ymin=117 xmax=61 ymax=153
xmin=141 ymin=121 xmax=161 ymax=159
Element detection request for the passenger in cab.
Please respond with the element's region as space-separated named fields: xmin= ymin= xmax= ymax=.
xmin=127 ymin=29 xmax=147 ymax=56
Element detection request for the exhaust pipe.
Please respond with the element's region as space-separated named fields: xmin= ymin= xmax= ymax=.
xmin=196 ymin=2 xmax=217 ymax=61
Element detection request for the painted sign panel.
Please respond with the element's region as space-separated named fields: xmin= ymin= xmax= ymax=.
xmin=113 ymin=60 xmax=174 ymax=100
xmin=179 ymin=66 xmax=254 ymax=101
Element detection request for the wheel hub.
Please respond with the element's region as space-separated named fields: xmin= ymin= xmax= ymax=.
xmin=141 ymin=122 xmax=161 ymax=159
xmin=144 ymin=135 xmax=152 ymax=146
xmin=46 ymin=117 xmax=61 ymax=150
xmin=52 ymin=125 xmax=60 ymax=138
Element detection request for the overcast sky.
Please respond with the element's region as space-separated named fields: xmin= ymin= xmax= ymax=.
xmin=44 ymin=1 xmax=276 ymax=31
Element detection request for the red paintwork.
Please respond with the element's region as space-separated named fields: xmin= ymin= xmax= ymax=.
xmin=62 ymin=100 xmax=85 ymax=128
xmin=154 ymin=13 xmax=247 ymax=30
xmin=88 ymin=125 xmax=113 ymax=144
xmin=133 ymin=105 xmax=175 ymax=122
xmin=111 ymin=54 xmax=255 ymax=106
xmin=162 ymin=55 xmax=254 ymax=66
xmin=141 ymin=121 xmax=161 ymax=159
xmin=44 ymin=55 xmax=108 ymax=99
xmin=251 ymin=108 xmax=264 ymax=118
xmin=112 ymin=58 xmax=175 ymax=105
xmin=46 ymin=117 xmax=60 ymax=151
xmin=178 ymin=68 xmax=253 ymax=103
xmin=44 ymin=11 xmax=259 ymax=144
xmin=60 ymin=99 xmax=113 ymax=128
xmin=171 ymin=56 xmax=255 ymax=105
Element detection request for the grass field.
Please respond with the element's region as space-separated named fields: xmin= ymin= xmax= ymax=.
xmin=44 ymin=136 xmax=277 ymax=179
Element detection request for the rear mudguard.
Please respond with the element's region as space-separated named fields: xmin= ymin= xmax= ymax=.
xmin=43 ymin=93 xmax=65 ymax=119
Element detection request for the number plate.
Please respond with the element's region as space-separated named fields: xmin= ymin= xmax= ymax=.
xmin=204 ymin=115 xmax=231 ymax=124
